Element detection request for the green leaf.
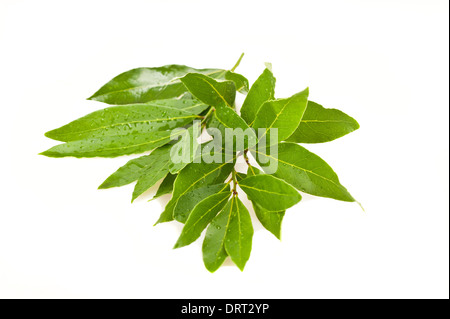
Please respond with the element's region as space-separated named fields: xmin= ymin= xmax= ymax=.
xmin=252 ymin=88 xmax=309 ymax=143
xmin=225 ymin=71 xmax=249 ymax=94
xmin=180 ymin=73 xmax=236 ymax=108
xmin=238 ymin=175 xmax=301 ymax=211
xmin=150 ymin=173 xmax=177 ymax=201
xmin=224 ymin=196 xmax=253 ymax=271
xmin=254 ymin=142 xmax=355 ymax=202
xmin=45 ymin=99 xmax=206 ymax=142
xmin=174 ymin=191 xmax=231 ymax=249
xmin=286 ymin=101 xmax=360 ymax=143
xmin=245 ymin=165 xmax=285 ymax=240
xmin=88 ymin=65 xmax=227 ymax=105
xmin=155 ymin=161 xmax=234 ymax=224
xmin=98 ymin=154 xmax=159 ymax=189
xmin=131 ymin=145 xmax=172 ymax=202
xmin=40 ymin=130 xmax=174 ymax=158
xmin=240 ymin=68 xmax=276 ymax=125
xmin=173 ymin=183 xmax=230 ymax=223
xmin=208 ymin=104 xmax=257 ymax=152
xmin=202 ymin=199 xmax=232 ymax=272
xmin=252 ymin=203 xmax=285 ymax=240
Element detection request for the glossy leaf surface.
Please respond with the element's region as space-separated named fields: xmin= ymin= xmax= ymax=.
xmin=45 ymin=99 xmax=206 ymax=142
xmin=131 ymin=145 xmax=172 ymax=202
xmin=88 ymin=65 xmax=226 ymax=105
xmin=41 ymin=130 xmax=174 ymax=158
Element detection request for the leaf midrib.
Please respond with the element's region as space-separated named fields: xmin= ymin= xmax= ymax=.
xmin=254 ymin=149 xmax=341 ymax=188
xmin=239 ymin=184 xmax=296 ymax=197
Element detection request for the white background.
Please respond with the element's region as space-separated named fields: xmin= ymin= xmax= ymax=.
xmin=0 ymin=0 xmax=448 ymax=299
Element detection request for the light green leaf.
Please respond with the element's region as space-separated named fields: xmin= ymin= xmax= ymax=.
xmin=88 ymin=65 xmax=226 ymax=105
xmin=252 ymin=88 xmax=309 ymax=143
xmin=98 ymin=154 xmax=159 ymax=189
xmin=40 ymin=130 xmax=174 ymax=158
xmin=252 ymin=203 xmax=285 ymax=240
xmin=224 ymin=196 xmax=253 ymax=271
xmin=173 ymin=183 xmax=230 ymax=223
xmin=45 ymin=99 xmax=206 ymax=142
xmin=174 ymin=191 xmax=231 ymax=249
xmin=131 ymin=145 xmax=172 ymax=202
xmin=155 ymin=161 xmax=234 ymax=224
xmin=225 ymin=71 xmax=249 ymax=94
xmin=180 ymin=73 xmax=236 ymax=107
xmin=235 ymin=172 xmax=247 ymax=182
xmin=150 ymin=173 xmax=177 ymax=201
xmin=240 ymin=68 xmax=276 ymax=125
xmin=238 ymin=175 xmax=301 ymax=211
xmin=286 ymin=101 xmax=360 ymax=143
xmin=254 ymin=142 xmax=355 ymax=202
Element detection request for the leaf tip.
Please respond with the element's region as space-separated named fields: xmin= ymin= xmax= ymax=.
xmin=173 ymin=241 xmax=183 ymax=249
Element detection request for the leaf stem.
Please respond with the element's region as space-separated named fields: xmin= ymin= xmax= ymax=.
xmin=230 ymin=53 xmax=245 ymax=72
xmin=231 ymin=169 xmax=238 ymax=195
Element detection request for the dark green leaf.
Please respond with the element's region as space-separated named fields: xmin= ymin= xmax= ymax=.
xmin=155 ymin=161 xmax=234 ymax=224
xmin=180 ymin=73 xmax=236 ymax=107
xmin=224 ymin=196 xmax=253 ymax=271
xmin=174 ymin=191 xmax=231 ymax=249
xmin=202 ymin=199 xmax=232 ymax=272
xmin=173 ymin=183 xmax=230 ymax=223
xmin=150 ymin=173 xmax=177 ymax=200
xmin=238 ymin=175 xmax=301 ymax=211
xmin=286 ymin=101 xmax=360 ymax=143
xmin=254 ymin=142 xmax=355 ymax=202
xmin=88 ymin=65 xmax=226 ymax=105
xmin=240 ymin=68 xmax=276 ymax=125
xmin=245 ymin=165 xmax=285 ymax=240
